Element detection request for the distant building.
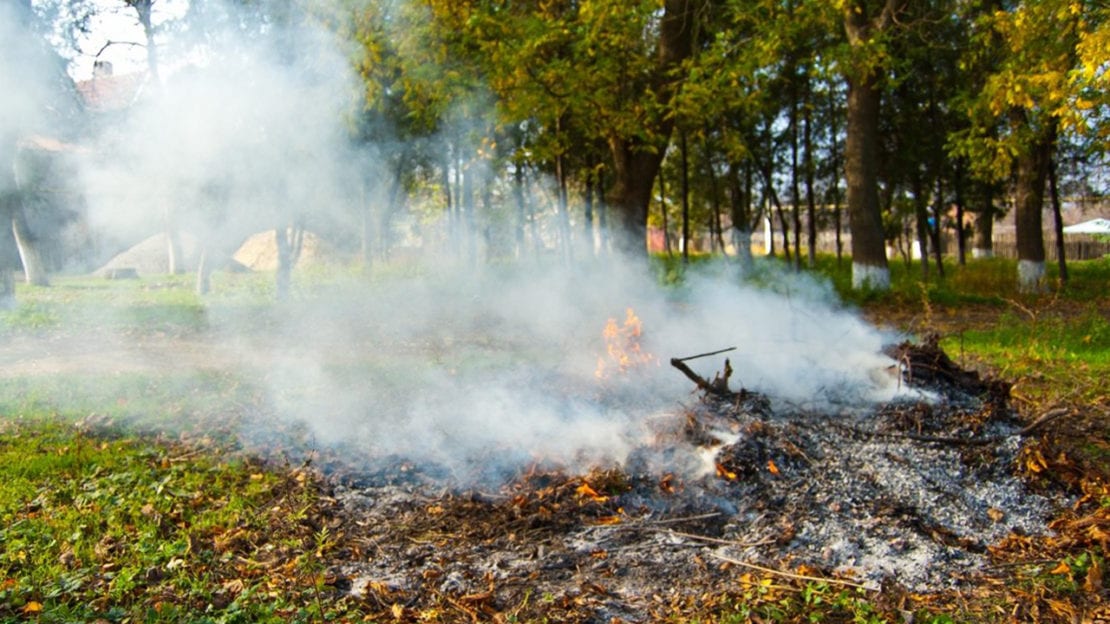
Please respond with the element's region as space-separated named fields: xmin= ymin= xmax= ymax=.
xmin=75 ymin=60 xmax=148 ymax=114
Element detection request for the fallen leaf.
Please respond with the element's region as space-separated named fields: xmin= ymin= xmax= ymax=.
xmin=575 ymin=483 xmax=608 ymax=503
xmin=1085 ymin=556 xmax=1103 ymax=593
xmin=391 ymin=602 xmax=404 ymax=619
xmin=1047 ymin=598 xmax=1077 ymax=619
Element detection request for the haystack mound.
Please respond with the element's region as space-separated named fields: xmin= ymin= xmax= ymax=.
xmin=94 ymin=232 xmax=201 ymax=277
xmin=232 ymin=230 xmax=339 ymax=271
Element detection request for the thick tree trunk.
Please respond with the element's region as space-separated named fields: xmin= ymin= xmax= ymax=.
xmin=604 ymin=0 xmax=695 ymax=256
xmin=845 ymin=72 xmax=890 ymax=289
xmin=12 ymin=205 xmax=49 ymax=286
xmin=1013 ymin=117 xmax=1052 ymax=293
xmin=607 ymin=140 xmax=665 ymax=256
xmin=0 ymin=194 xmax=19 ymax=308
xmin=727 ymin=161 xmax=754 ymax=270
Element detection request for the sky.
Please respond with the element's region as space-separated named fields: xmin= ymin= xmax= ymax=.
xmin=36 ymin=0 xmax=189 ymax=81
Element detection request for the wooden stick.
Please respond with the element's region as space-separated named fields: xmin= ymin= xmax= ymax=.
xmin=670 ymin=358 xmax=714 ymax=391
xmin=665 ymin=529 xmax=778 ymax=548
xmin=674 ymin=347 xmax=737 ymax=363
xmin=708 ymin=553 xmax=874 ymax=590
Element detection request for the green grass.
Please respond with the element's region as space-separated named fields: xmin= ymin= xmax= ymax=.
xmin=0 ymin=418 xmax=348 ymax=623
xmin=0 ymin=256 xmax=1106 ymax=622
xmin=2 ymin=275 xmax=208 ymax=335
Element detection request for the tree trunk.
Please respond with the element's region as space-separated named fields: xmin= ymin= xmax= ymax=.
xmin=844 ymin=71 xmax=889 ymax=289
xmin=1049 ymin=156 xmax=1067 ymax=284
xmin=608 ymin=140 xmax=664 ymax=256
xmin=0 ymin=193 xmax=19 ymax=308
xmin=973 ymin=181 xmax=995 ymax=258
xmin=680 ymin=129 xmax=690 ymax=263
xmin=582 ymin=156 xmax=596 ymax=258
xmin=658 ymin=167 xmax=671 ymax=255
xmin=1012 ymin=115 xmax=1052 ymax=293
xmin=842 ymin=0 xmax=902 ymax=290
xmin=727 ymin=161 xmax=754 ymax=271
xmin=274 ymin=224 xmax=304 ymax=301
xmin=912 ymin=173 xmax=930 ymax=281
xmin=803 ymin=72 xmax=817 ymax=269
xmin=704 ymin=138 xmax=725 ymax=254
xmin=930 ymin=178 xmax=945 ymax=278
xmin=789 ymin=70 xmax=802 ymax=271
xmin=604 ymin=0 xmax=695 ymax=256
xmin=196 ymin=247 xmax=213 ymax=295
xmin=12 ymin=204 xmax=49 ymax=286
xmin=827 ymin=76 xmax=844 ymax=266
xmin=513 ymin=160 xmax=526 ymax=259
xmin=954 ymin=161 xmax=967 ymax=266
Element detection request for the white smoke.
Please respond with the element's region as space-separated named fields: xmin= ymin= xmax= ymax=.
xmin=9 ymin=0 xmax=908 ymax=483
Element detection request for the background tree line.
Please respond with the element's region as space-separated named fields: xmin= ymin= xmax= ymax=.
xmin=4 ymin=0 xmax=1109 ymax=303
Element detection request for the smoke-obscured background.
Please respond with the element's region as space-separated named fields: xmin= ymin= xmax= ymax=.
xmin=2 ymin=0 xmax=906 ymax=482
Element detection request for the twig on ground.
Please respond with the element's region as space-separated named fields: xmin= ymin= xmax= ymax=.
xmin=707 ymin=552 xmax=874 ymax=590
xmin=664 ymin=529 xmax=778 ymax=548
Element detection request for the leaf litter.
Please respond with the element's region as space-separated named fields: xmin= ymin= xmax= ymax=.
xmin=242 ymin=335 xmax=1082 ymax=622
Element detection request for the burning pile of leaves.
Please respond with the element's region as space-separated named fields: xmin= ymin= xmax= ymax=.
xmin=267 ymin=334 xmax=1092 ymax=622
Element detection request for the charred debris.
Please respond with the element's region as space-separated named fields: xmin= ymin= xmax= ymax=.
xmin=273 ymin=335 xmax=1067 ymax=622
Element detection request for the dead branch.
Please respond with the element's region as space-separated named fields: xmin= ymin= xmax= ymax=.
xmin=1017 ymin=407 xmax=1070 ymax=436
xmin=670 ymin=356 xmax=736 ymax=398
xmin=663 ymin=529 xmax=777 ymax=548
xmin=673 ymin=347 xmax=737 ymax=363
xmin=707 ymin=553 xmax=874 ymax=590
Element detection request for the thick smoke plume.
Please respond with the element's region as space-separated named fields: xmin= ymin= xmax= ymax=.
xmin=7 ymin=1 xmax=908 ymax=483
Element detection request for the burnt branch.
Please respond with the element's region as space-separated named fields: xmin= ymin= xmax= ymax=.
xmin=670 ymin=356 xmax=735 ymax=398
xmin=673 ymin=347 xmax=737 ymax=363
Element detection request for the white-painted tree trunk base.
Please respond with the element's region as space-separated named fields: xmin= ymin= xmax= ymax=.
xmin=1018 ymin=260 xmax=1045 ymax=293
xmin=852 ymin=263 xmax=890 ymax=291
xmin=731 ymin=228 xmax=753 ymax=270
xmin=972 ymin=248 xmax=994 ymax=259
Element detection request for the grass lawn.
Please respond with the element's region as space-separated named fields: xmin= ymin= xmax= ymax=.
xmin=0 ymin=256 xmax=1107 ymax=622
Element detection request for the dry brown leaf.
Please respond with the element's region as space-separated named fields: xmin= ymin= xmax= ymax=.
xmin=575 ymin=482 xmax=608 ymax=503
xmin=1085 ymin=556 xmax=1104 ymax=593
xmin=1046 ymin=598 xmax=1077 ymax=619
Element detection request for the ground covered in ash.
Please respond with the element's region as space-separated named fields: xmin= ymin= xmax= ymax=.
xmin=291 ymin=337 xmax=1067 ymax=622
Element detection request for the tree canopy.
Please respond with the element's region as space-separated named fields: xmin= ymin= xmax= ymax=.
xmin=11 ymin=0 xmax=1110 ymax=291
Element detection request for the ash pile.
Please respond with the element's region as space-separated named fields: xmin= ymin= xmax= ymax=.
xmin=321 ymin=336 xmax=1064 ymax=621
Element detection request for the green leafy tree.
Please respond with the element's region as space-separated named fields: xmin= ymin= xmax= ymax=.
xmin=952 ymin=0 xmax=1104 ymax=291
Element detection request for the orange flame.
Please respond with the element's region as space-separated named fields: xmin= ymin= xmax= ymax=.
xmin=595 ymin=308 xmax=657 ymax=379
